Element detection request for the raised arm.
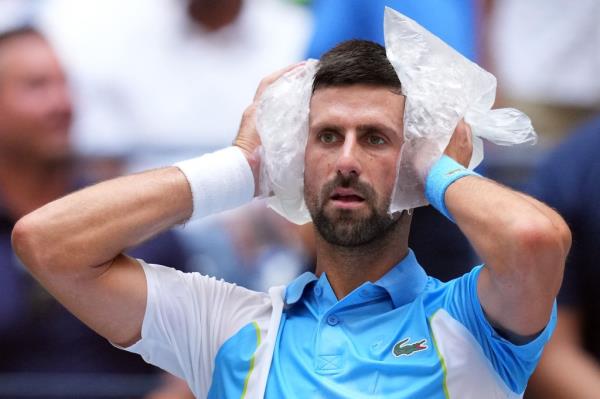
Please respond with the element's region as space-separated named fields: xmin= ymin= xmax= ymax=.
xmin=12 ymin=168 xmax=193 ymax=347
xmin=11 ymin=65 xmax=296 ymax=347
xmin=441 ymin=122 xmax=571 ymax=340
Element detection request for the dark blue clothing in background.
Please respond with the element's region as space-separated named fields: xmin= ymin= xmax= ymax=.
xmin=527 ymin=115 xmax=600 ymax=361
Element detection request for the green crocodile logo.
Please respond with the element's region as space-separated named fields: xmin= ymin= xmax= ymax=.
xmin=392 ymin=337 xmax=428 ymax=357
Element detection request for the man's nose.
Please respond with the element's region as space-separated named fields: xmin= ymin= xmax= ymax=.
xmin=335 ymin=133 xmax=362 ymax=178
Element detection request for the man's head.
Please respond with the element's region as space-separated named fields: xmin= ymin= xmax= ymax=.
xmin=187 ymin=0 xmax=242 ymax=31
xmin=304 ymin=40 xmax=407 ymax=247
xmin=0 ymin=27 xmax=72 ymax=163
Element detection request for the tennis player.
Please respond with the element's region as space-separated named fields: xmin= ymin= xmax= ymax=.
xmin=13 ymin=40 xmax=570 ymax=398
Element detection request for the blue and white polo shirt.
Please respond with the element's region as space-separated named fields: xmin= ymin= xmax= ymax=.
xmin=122 ymin=250 xmax=555 ymax=398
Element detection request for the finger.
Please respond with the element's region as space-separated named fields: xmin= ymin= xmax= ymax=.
xmin=254 ymin=61 xmax=307 ymax=100
xmin=459 ymin=121 xmax=473 ymax=150
xmin=450 ymin=120 xmax=471 ymax=147
xmin=457 ymin=120 xmax=472 ymax=144
xmin=443 ymin=119 xmax=473 ymax=167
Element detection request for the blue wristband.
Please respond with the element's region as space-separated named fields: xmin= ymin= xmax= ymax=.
xmin=425 ymin=155 xmax=480 ymax=221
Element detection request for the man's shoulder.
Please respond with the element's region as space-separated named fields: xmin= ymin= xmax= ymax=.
xmin=419 ymin=266 xmax=483 ymax=312
xmin=140 ymin=260 xmax=274 ymax=308
xmin=135 ymin=260 xmax=280 ymax=343
xmin=422 ymin=265 xmax=481 ymax=292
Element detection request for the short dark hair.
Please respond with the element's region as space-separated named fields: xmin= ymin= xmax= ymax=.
xmin=312 ymin=39 xmax=401 ymax=94
xmin=0 ymin=26 xmax=40 ymax=47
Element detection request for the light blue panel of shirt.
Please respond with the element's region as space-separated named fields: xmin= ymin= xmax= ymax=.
xmin=264 ymin=250 xmax=556 ymax=397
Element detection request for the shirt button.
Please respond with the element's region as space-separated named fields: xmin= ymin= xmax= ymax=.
xmin=327 ymin=315 xmax=339 ymax=326
xmin=314 ymin=285 xmax=323 ymax=297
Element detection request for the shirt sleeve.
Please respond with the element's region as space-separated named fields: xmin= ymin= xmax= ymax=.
xmin=115 ymin=260 xmax=272 ymax=393
xmin=443 ymin=266 xmax=557 ymax=394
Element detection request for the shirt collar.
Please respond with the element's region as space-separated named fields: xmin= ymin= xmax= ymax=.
xmin=284 ymin=249 xmax=428 ymax=308
xmin=285 ymin=271 xmax=318 ymax=306
xmin=373 ymin=249 xmax=428 ymax=308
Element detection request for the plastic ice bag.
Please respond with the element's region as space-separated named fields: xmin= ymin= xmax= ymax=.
xmin=384 ymin=7 xmax=536 ymax=211
xmin=256 ymin=60 xmax=318 ymax=225
xmin=256 ymin=8 xmax=537 ymax=225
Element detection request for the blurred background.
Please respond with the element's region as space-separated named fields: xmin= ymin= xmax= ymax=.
xmin=0 ymin=0 xmax=598 ymax=397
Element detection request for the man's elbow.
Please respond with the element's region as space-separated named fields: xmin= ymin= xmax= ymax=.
xmin=515 ymin=213 xmax=570 ymax=256
xmin=12 ymin=213 xmax=60 ymax=275
xmin=556 ymin=219 xmax=572 ymax=260
xmin=512 ymin=216 xmax=571 ymax=289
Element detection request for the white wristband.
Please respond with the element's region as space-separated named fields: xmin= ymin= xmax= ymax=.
xmin=175 ymin=147 xmax=255 ymax=221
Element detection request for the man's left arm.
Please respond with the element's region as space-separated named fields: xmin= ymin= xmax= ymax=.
xmin=442 ymin=122 xmax=571 ymax=341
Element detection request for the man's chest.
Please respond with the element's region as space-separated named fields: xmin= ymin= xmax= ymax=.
xmin=265 ymin=300 xmax=446 ymax=398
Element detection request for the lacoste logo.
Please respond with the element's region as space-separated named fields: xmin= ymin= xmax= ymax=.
xmin=392 ymin=337 xmax=428 ymax=357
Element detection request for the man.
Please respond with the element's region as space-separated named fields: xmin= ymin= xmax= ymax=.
xmin=0 ymin=26 xmax=190 ymax=397
xmin=305 ymin=0 xmax=480 ymax=281
xmin=12 ymin=40 xmax=570 ymax=398
xmin=525 ymin=115 xmax=600 ymax=398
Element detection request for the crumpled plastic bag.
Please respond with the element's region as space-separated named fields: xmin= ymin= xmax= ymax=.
xmin=256 ymin=60 xmax=318 ymax=225
xmin=383 ymin=7 xmax=536 ymax=211
xmin=256 ymin=7 xmax=536 ymax=225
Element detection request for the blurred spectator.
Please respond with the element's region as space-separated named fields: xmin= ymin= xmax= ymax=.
xmin=35 ymin=0 xmax=312 ymax=168
xmin=304 ymin=0 xmax=479 ymax=280
xmin=0 ymin=26 xmax=189 ymax=398
xmin=525 ymin=115 xmax=600 ymax=398
xmin=488 ymin=0 xmax=600 ymax=143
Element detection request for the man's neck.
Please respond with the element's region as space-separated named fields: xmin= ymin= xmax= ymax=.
xmin=0 ymin=155 xmax=72 ymax=220
xmin=314 ymin=212 xmax=411 ymax=300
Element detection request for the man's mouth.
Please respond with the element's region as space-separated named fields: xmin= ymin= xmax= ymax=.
xmin=330 ymin=188 xmax=366 ymax=207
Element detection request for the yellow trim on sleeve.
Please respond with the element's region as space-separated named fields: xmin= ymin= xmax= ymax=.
xmin=429 ymin=313 xmax=450 ymax=399
xmin=240 ymin=321 xmax=262 ymax=399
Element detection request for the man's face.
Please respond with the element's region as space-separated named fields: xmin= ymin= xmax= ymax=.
xmin=0 ymin=33 xmax=73 ymax=162
xmin=304 ymin=84 xmax=405 ymax=246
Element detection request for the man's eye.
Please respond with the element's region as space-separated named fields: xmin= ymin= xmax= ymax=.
xmin=319 ymin=132 xmax=338 ymax=144
xmin=367 ymin=135 xmax=386 ymax=145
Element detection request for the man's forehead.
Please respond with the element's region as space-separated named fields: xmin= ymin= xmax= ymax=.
xmin=309 ymin=84 xmax=405 ymax=128
xmin=310 ymin=84 xmax=404 ymax=108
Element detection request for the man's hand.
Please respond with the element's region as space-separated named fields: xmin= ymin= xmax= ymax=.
xmin=443 ymin=119 xmax=473 ymax=168
xmin=234 ymin=62 xmax=305 ymax=194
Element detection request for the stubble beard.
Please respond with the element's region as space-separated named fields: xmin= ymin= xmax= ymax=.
xmin=306 ymin=174 xmax=399 ymax=247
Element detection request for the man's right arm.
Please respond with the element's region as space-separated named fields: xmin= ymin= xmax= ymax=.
xmin=11 ymin=166 xmax=193 ymax=347
xmin=11 ymin=63 xmax=301 ymax=348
